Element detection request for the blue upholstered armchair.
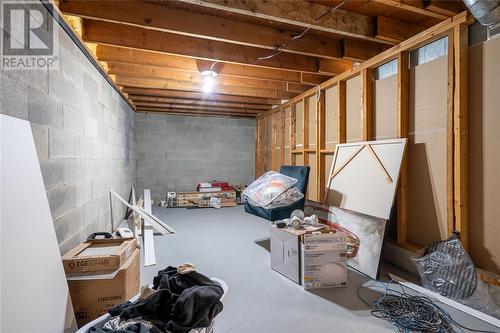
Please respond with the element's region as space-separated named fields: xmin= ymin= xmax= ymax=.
xmin=244 ymin=165 xmax=310 ymax=221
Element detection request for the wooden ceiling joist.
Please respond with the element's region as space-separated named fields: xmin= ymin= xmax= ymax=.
xmin=176 ymin=0 xmax=388 ymax=44
xmin=122 ymin=87 xmax=281 ymax=105
xmin=375 ymin=15 xmax=428 ymax=43
xmin=371 ymin=0 xmax=450 ymax=20
xmin=115 ymin=76 xmax=297 ymax=99
xmin=136 ymin=107 xmax=256 ymax=118
xmin=342 ymin=39 xmax=389 ymax=62
xmin=82 ymin=19 xmax=352 ymax=75
xmin=106 ymin=62 xmax=310 ymax=93
xmin=60 ymin=0 xmax=344 ymax=60
xmin=96 ymin=45 xmax=331 ymax=84
xmin=129 ymin=95 xmax=272 ymax=110
xmin=134 ymin=102 xmax=262 ymax=114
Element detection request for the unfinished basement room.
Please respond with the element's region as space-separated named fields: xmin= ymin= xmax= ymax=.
xmin=2 ymin=0 xmax=500 ymax=332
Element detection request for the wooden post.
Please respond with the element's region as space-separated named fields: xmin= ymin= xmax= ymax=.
xmin=303 ymin=97 xmax=309 ymax=166
xmin=317 ymin=88 xmax=326 ymax=201
xmin=271 ymin=111 xmax=277 ymax=171
xmin=361 ymin=69 xmax=374 ymax=141
xmin=280 ymin=109 xmax=285 ymax=169
xmin=291 ymin=103 xmax=297 ymax=166
xmin=397 ymin=51 xmax=410 ymax=244
xmin=255 ymin=117 xmax=262 ymax=177
xmin=453 ymin=24 xmax=468 ymax=250
xmin=338 ymin=81 xmax=347 ymax=144
xmin=447 ymin=31 xmax=455 ymax=237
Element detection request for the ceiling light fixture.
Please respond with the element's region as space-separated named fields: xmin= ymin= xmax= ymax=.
xmin=200 ymin=66 xmax=218 ymax=94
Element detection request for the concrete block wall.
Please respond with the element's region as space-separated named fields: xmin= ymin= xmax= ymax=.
xmin=0 ymin=11 xmax=135 ymax=254
xmin=135 ymin=114 xmax=255 ymax=203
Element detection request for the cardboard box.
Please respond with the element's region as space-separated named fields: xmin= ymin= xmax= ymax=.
xmin=62 ymin=238 xmax=137 ymax=274
xmin=270 ymin=225 xmax=347 ymax=288
xmin=67 ymin=248 xmax=140 ymax=327
xmin=302 ymin=233 xmax=347 ymax=289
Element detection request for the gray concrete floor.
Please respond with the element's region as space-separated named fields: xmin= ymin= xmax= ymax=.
xmin=141 ymin=206 xmax=499 ymax=333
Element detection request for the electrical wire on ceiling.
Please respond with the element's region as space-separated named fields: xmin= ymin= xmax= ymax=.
xmin=257 ymin=1 xmax=346 ymax=61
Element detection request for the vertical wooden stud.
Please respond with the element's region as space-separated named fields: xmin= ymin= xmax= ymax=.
xmin=447 ymin=31 xmax=455 ymax=237
xmin=255 ymin=117 xmax=262 ymax=177
xmin=361 ymin=69 xmax=374 ymax=141
xmin=453 ymin=24 xmax=468 ymax=250
xmin=338 ymin=81 xmax=347 ymax=144
xmin=291 ymin=103 xmax=297 ymax=166
xmin=271 ymin=111 xmax=277 ymax=171
xmin=280 ymin=109 xmax=286 ymax=169
xmin=303 ymin=97 xmax=309 ymax=166
xmin=397 ymin=51 xmax=410 ymax=244
xmin=317 ymin=89 xmax=326 ymax=201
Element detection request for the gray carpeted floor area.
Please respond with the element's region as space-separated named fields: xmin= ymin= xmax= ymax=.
xmin=140 ymin=205 xmax=498 ymax=333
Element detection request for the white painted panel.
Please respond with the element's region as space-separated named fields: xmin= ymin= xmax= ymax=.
xmin=1 ymin=114 xmax=77 ymax=333
xmin=325 ymin=139 xmax=406 ymax=219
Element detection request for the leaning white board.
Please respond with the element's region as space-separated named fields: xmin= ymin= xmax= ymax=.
xmin=143 ymin=189 xmax=156 ymax=267
xmin=0 ymin=114 xmax=78 ymax=333
xmin=325 ymin=139 xmax=407 ymax=220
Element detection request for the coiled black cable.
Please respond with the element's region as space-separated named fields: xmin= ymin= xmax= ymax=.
xmin=357 ymin=280 xmax=497 ymax=333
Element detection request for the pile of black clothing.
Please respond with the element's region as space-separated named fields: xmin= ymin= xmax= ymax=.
xmin=89 ymin=265 xmax=224 ymax=333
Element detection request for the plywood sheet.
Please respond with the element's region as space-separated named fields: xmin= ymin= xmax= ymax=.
xmin=325 ymin=139 xmax=406 ymax=220
xmin=468 ymin=37 xmax=500 ymax=274
xmin=308 ymin=95 xmax=317 ymax=148
xmin=407 ymin=56 xmax=448 ymax=246
xmin=296 ymin=101 xmax=304 ymax=147
xmin=346 ymin=76 xmax=362 ymax=143
xmin=307 ymin=153 xmax=318 ymax=201
xmin=325 ymin=86 xmax=339 ymax=150
xmin=374 ymin=74 xmax=398 ymax=140
xmin=1 ymin=114 xmax=77 ymax=333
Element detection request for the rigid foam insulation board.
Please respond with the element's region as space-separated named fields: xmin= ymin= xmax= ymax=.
xmin=346 ymin=75 xmax=362 ymax=143
xmin=468 ymin=36 xmax=500 ymax=274
xmin=325 ymin=86 xmax=339 ymax=150
xmin=407 ymin=56 xmax=448 ymax=246
xmin=374 ymin=74 xmax=398 ymax=140
xmin=1 ymin=114 xmax=78 ymax=333
xmin=296 ymin=100 xmax=304 ymax=147
xmin=308 ymin=95 xmax=317 ymax=148
xmin=307 ymin=153 xmax=318 ymax=201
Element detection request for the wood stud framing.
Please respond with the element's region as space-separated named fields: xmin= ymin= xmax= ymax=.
xmin=397 ymin=51 xmax=410 ymax=244
xmin=256 ymin=11 xmax=473 ymax=251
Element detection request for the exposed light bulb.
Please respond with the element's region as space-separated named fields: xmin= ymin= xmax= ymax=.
xmin=200 ymin=70 xmax=217 ymax=94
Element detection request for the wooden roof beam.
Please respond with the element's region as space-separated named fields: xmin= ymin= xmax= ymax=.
xmin=60 ymin=0 xmax=344 ymax=60
xmin=122 ymin=87 xmax=281 ymax=105
xmin=177 ymin=0 xmax=392 ymax=45
xmin=82 ymin=19 xmax=352 ymax=75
